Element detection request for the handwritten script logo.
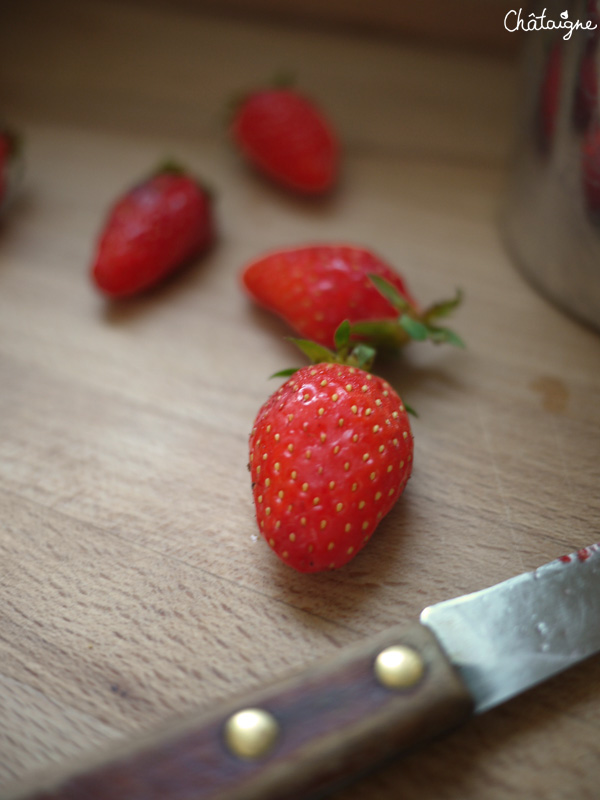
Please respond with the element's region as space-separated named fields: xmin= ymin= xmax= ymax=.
xmin=505 ymin=8 xmax=597 ymax=40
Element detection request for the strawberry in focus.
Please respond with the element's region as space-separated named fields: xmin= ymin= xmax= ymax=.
xmin=230 ymin=87 xmax=339 ymax=194
xmin=241 ymin=244 xmax=462 ymax=351
xmin=249 ymin=361 xmax=413 ymax=572
xmin=91 ymin=165 xmax=214 ymax=298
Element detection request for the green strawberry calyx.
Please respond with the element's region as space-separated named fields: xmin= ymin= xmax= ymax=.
xmin=271 ymin=322 xmax=418 ymax=416
xmin=153 ymin=159 xmax=187 ymax=177
xmin=349 ymin=275 xmax=465 ymax=350
xmin=272 ymin=320 xmax=376 ymax=379
xmin=227 ymin=72 xmax=298 ymax=122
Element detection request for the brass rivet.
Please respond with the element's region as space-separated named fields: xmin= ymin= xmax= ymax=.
xmin=374 ymin=645 xmax=424 ymax=689
xmin=224 ymin=708 xmax=279 ymax=760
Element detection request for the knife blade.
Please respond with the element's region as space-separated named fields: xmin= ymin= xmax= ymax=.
xmin=7 ymin=543 xmax=600 ymax=800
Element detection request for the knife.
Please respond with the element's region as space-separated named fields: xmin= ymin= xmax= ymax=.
xmin=7 ymin=543 xmax=600 ymax=800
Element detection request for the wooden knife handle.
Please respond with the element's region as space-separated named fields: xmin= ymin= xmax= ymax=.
xmin=8 ymin=623 xmax=474 ymax=800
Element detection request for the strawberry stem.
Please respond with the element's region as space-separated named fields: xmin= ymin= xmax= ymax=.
xmin=153 ymin=159 xmax=186 ymax=176
xmin=271 ymin=71 xmax=296 ymax=89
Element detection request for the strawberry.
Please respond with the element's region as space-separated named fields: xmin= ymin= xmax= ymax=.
xmin=91 ymin=164 xmax=214 ymax=298
xmin=249 ymin=327 xmax=413 ymax=573
xmin=241 ymin=244 xmax=463 ymax=351
xmin=230 ymin=87 xmax=339 ymax=194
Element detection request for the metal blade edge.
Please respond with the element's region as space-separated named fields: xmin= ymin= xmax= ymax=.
xmin=420 ymin=543 xmax=600 ymax=713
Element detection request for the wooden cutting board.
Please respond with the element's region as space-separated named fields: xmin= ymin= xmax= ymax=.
xmin=1 ymin=2 xmax=599 ymax=798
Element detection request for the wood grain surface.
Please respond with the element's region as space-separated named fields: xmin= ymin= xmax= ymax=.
xmin=128 ymin=0 xmax=518 ymax=53
xmin=1 ymin=1 xmax=600 ymax=798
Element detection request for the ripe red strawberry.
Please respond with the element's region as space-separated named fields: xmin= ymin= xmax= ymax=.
xmin=249 ymin=361 xmax=413 ymax=573
xmin=230 ymin=87 xmax=339 ymax=194
xmin=91 ymin=164 xmax=214 ymax=298
xmin=242 ymin=244 xmax=462 ymax=350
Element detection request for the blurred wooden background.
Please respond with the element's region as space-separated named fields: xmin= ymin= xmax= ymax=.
xmin=127 ymin=0 xmax=518 ymax=52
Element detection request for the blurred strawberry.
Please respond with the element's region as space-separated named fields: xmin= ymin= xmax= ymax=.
xmin=230 ymin=85 xmax=339 ymax=194
xmin=242 ymin=244 xmax=463 ymax=351
xmin=92 ymin=164 xmax=214 ymax=298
